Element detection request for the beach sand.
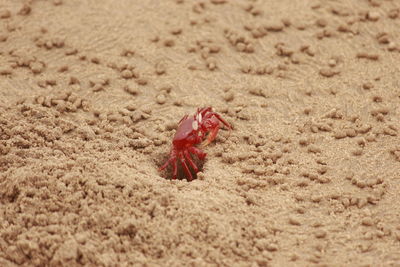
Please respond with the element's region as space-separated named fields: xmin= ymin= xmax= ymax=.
xmin=1 ymin=0 xmax=400 ymax=266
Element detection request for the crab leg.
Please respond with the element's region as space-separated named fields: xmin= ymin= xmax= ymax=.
xmin=159 ymin=149 xmax=177 ymax=170
xmin=199 ymin=107 xmax=212 ymax=116
xmin=159 ymin=151 xmax=179 ymax=179
xmin=172 ymin=157 xmax=178 ymax=179
xmin=184 ymin=150 xmax=198 ymax=173
xmin=189 ymin=146 xmax=206 ymax=160
xmin=211 ymin=112 xmax=231 ymax=130
xmin=178 ymin=114 xmax=188 ymax=124
xmin=180 ymin=155 xmax=193 ymax=181
xmin=159 ymin=157 xmax=172 ymax=171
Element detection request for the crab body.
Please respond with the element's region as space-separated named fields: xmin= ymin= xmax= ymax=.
xmin=159 ymin=107 xmax=231 ymax=180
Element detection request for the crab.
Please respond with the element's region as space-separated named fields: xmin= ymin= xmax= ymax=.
xmin=159 ymin=107 xmax=231 ymax=180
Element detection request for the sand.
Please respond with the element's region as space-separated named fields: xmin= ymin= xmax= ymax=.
xmin=1 ymin=0 xmax=400 ymax=266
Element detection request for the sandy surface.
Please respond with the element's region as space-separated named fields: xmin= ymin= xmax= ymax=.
xmin=1 ymin=0 xmax=400 ymax=266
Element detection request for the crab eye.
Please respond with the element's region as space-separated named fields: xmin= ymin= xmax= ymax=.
xmin=198 ymin=113 xmax=202 ymax=123
xmin=192 ymin=120 xmax=199 ymax=131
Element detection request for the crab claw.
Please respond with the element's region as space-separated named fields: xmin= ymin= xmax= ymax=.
xmin=201 ymin=126 xmax=219 ymax=147
xmin=201 ymin=115 xmax=231 ymax=147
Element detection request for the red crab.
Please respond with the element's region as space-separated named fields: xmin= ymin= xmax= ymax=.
xmin=159 ymin=107 xmax=231 ymax=180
